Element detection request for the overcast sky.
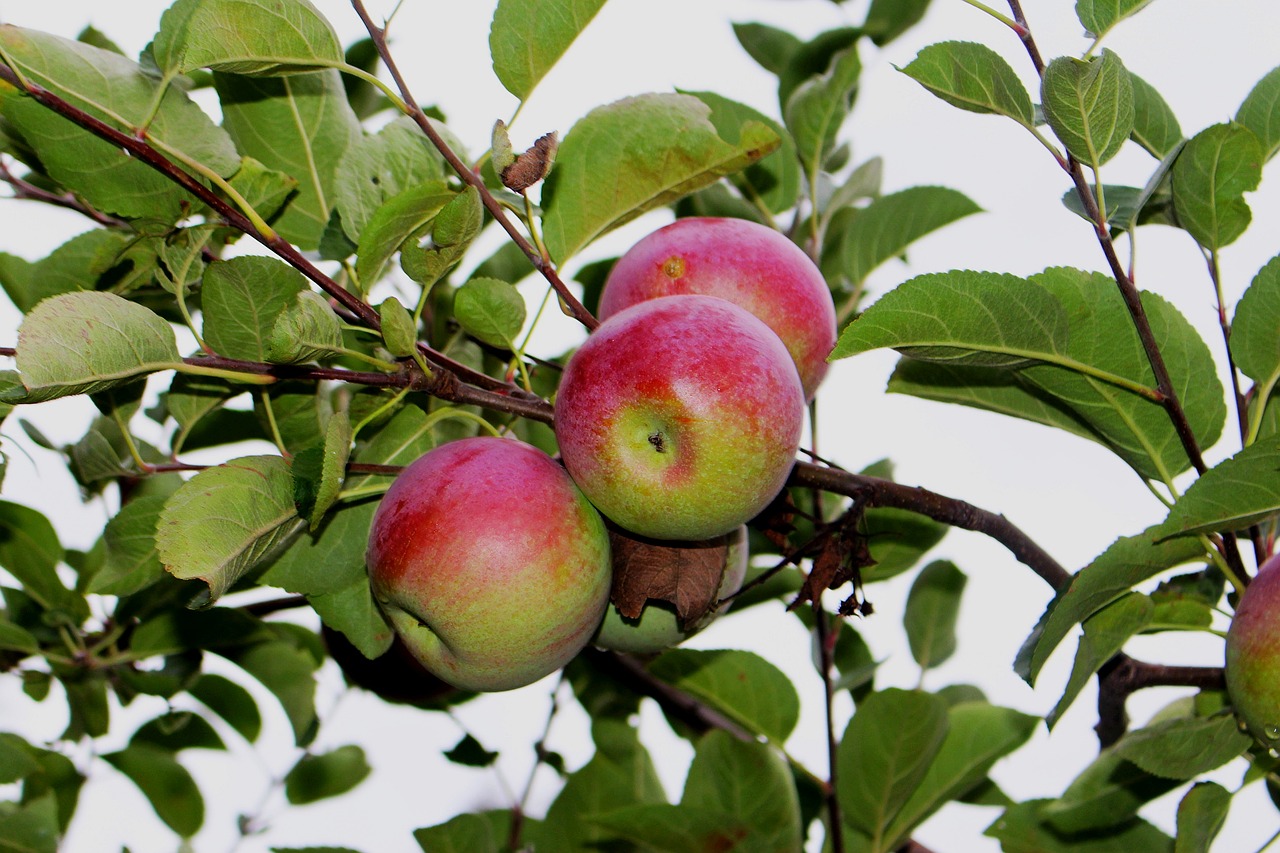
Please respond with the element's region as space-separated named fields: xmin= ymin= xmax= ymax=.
xmin=1 ymin=1 xmax=1278 ymax=851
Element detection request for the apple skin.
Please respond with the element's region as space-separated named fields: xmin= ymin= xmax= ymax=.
xmin=555 ymin=294 xmax=805 ymax=541
xmin=1226 ymin=551 xmax=1280 ymax=744
xmin=365 ymin=437 xmax=612 ymax=693
xmin=594 ymin=525 xmax=749 ymax=655
xmin=598 ymin=216 xmax=837 ymax=400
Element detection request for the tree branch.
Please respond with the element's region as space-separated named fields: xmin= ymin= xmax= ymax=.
xmin=1094 ymin=653 xmax=1226 ymax=747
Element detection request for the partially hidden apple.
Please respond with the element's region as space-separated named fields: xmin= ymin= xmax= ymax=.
xmin=1226 ymin=551 xmax=1280 ymax=744
xmin=594 ymin=525 xmax=749 ymax=655
xmin=555 ymin=294 xmax=806 ymax=541
xmin=366 ymin=436 xmax=612 ymax=692
xmin=598 ymin=216 xmax=837 ymax=400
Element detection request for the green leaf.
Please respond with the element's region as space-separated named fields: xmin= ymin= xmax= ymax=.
xmin=378 ymin=296 xmax=418 ymax=358
xmin=733 ymin=22 xmax=800 ymax=76
xmin=188 ymin=673 xmax=262 ymax=743
xmin=225 ymin=626 xmax=321 ymax=746
xmin=414 ymin=812 xmax=507 ymax=853
xmin=684 ymin=731 xmax=802 ymax=847
xmin=215 ymin=70 xmax=362 ymax=248
xmin=1174 ymin=782 xmax=1230 ymax=853
xmin=0 ymin=230 xmax=131 ymax=315
xmin=863 ymin=0 xmax=933 ymax=46
xmin=0 ymin=792 xmax=59 ymax=853
xmin=1046 ymin=592 xmax=1153 ymax=729
xmin=334 ymin=117 xmax=447 ymax=244
xmin=131 ymin=711 xmax=226 ymax=753
xmin=1112 ymin=714 xmax=1251 ymax=780
xmin=829 ymin=186 xmax=981 ymax=289
xmin=1171 ymin=122 xmax=1263 ymax=251
xmin=861 ymin=506 xmax=948 ymax=583
xmin=291 ymin=410 xmax=351 ymax=529
xmin=1076 ymin=0 xmax=1156 ymax=40
xmin=1041 ymin=50 xmax=1134 ymax=167
xmin=684 ymin=90 xmax=800 ymax=215
xmin=489 ymin=0 xmax=607 ymax=101
xmin=0 ymin=501 xmax=81 ymax=618
xmin=164 ymin=374 xmax=242 ymax=449
xmin=102 ymin=745 xmax=203 ymax=837
xmin=784 ymin=45 xmax=861 ymax=176
xmin=453 ymin=278 xmax=526 ymax=349
xmin=154 ymin=0 xmax=344 ymax=76
xmin=837 ymin=688 xmax=949 ymax=844
xmin=989 ymin=799 xmax=1174 ymax=852
xmin=354 ymin=182 xmax=453 ymax=288
xmin=0 ymin=619 xmax=40 ymax=655
xmin=1129 ymin=71 xmax=1182 ymax=158
xmin=0 ymin=26 xmax=239 ymax=219
xmin=307 ymin=575 xmax=395 ymax=660
xmin=1043 ymin=749 xmax=1178 ymax=833
xmin=1157 ymin=434 xmax=1280 ymax=538
xmin=266 ymin=290 xmax=343 ymax=365
xmin=90 ymin=494 xmax=167 ymax=596
xmin=1232 ymin=255 xmax=1280 ymax=390
xmin=11 ymin=292 xmax=180 ymax=403
xmin=898 ymin=41 xmax=1034 ymax=127
xmin=902 ymin=559 xmax=968 ymax=668
xmin=541 ymin=93 xmax=780 ymax=262
xmin=884 ymin=702 xmax=1039 ymax=847
xmin=648 ymin=649 xmax=800 ymax=742
xmin=155 ymin=455 xmax=301 ymax=602
xmin=284 ymin=745 xmax=371 ymax=804
xmin=399 ymin=186 xmax=484 ymax=289
xmin=831 ymin=270 xmax=1070 ymax=368
xmin=444 ymin=734 xmax=499 ymax=769
xmin=1237 ymin=65 xmax=1280 ymax=161
xmin=255 ymin=382 xmax=332 ymax=455
xmin=202 ymin=255 xmax=308 ymax=362
xmin=1016 ymin=523 xmax=1208 ymax=685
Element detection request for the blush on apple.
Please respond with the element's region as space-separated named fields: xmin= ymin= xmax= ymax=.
xmin=555 ymin=294 xmax=805 ymax=542
xmin=365 ymin=436 xmax=612 ymax=692
xmin=1226 ymin=551 xmax=1280 ymax=744
xmin=598 ymin=216 xmax=837 ymax=400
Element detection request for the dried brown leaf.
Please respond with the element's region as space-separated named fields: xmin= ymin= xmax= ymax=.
xmin=501 ymin=131 xmax=558 ymax=192
xmin=608 ymin=528 xmax=730 ymax=627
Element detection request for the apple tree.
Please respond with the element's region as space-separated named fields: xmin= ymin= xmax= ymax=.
xmin=0 ymin=0 xmax=1277 ymax=850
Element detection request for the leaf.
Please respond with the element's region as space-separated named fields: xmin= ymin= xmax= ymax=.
xmin=0 ymin=619 xmax=40 ymax=655
xmin=837 ymin=688 xmax=949 ymax=844
xmin=355 ymin=182 xmax=454 ymax=288
xmin=225 ymin=626 xmax=321 ymax=746
xmin=266 ymin=290 xmax=343 ymax=365
xmin=0 ymin=229 xmax=131 ymax=314
xmin=989 ymin=799 xmax=1174 ymax=852
xmin=102 ymin=745 xmax=203 ymax=837
xmin=898 ymin=41 xmax=1034 ymax=127
xmin=188 ymin=673 xmax=262 ymax=743
xmin=1043 ymin=749 xmax=1179 ymax=833
xmin=607 ymin=528 xmax=729 ymax=625
xmin=11 ymin=292 xmax=180 ymax=403
xmin=291 ymin=410 xmax=351 ymax=529
xmin=1016 ymin=523 xmax=1208 ymax=685
xmin=130 ymin=712 xmax=226 ymax=753
xmin=444 ymin=734 xmax=499 ymax=768
xmin=307 ymin=575 xmax=395 ymax=660
xmin=1129 ymin=71 xmax=1182 ymax=158
xmin=489 ymin=0 xmax=608 ymax=101
xmin=202 ymin=255 xmax=308 ymax=361
xmin=784 ymin=45 xmax=861 ymax=176
xmin=863 ymin=0 xmax=933 ymax=46
xmin=884 ymin=702 xmax=1039 ymax=847
xmin=1157 ymin=434 xmax=1280 ymax=538
xmin=90 ymin=494 xmax=167 ymax=596
xmin=1171 ymin=122 xmax=1263 ymax=251
xmin=414 ymin=812 xmax=507 ymax=853
xmin=215 ymin=69 xmax=362 ymax=248
xmin=399 ymin=186 xmax=484 ymax=288
xmin=903 ymin=560 xmax=967 ymax=670
xmin=155 ymin=455 xmax=301 ymax=602
xmin=1174 ymin=782 xmax=1230 ymax=853
xmin=541 ymin=93 xmax=780 ymax=262
xmin=453 ymin=277 xmax=526 ymax=349
xmin=153 ymin=0 xmax=344 ymax=76
xmin=378 ymin=296 xmax=418 ymax=358
xmin=1237 ymin=65 xmax=1280 ymax=161
xmin=684 ymin=90 xmax=800 ymax=215
xmin=334 ymin=117 xmax=447 ymax=244
xmin=1046 ymin=592 xmax=1153 ymax=729
xmin=1112 ymin=714 xmax=1251 ymax=780
xmin=0 ymin=792 xmax=60 ymax=853
xmin=164 ymin=373 xmax=242 ymax=445
xmin=861 ymin=505 xmax=948 ymax=583
xmin=1076 ymin=0 xmax=1156 ymax=39
xmin=829 ymin=186 xmax=982 ymax=289
xmin=648 ymin=649 xmax=800 ymax=742
xmin=1041 ymin=50 xmax=1134 ymax=167
xmin=1231 ymin=254 xmax=1280 ymax=388
xmin=284 ymin=745 xmax=371 ymax=804
xmin=0 ymin=501 xmax=81 ymax=618
xmin=831 ymin=270 xmax=1070 ymax=368
xmin=0 ymin=26 xmax=239 ymax=219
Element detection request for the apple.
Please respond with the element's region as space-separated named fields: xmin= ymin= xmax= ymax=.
xmin=365 ymin=436 xmax=612 ymax=692
xmin=598 ymin=216 xmax=837 ymax=400
xmin=1226 ymin=551 xmax=1280 ymax=743
xmin=555 ymin=294 xmax=805 ymax=541
xmin=594 ymin=525 xmax=749 ymax=655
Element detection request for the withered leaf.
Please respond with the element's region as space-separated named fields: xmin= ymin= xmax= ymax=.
xmin=608 ymin=527 xmax=729 ymax=628
xmin=501 ymin=131 xmax=558 ymax=192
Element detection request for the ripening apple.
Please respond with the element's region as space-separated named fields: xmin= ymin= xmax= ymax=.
xmin=555 ymin=294 xmax=806 ymax=541
xmin=365 ymin=437 xmax=612 ymax=692
xmin=598 ymin=216 xmax=837 ymax=400
xmin=594 ymin=525 xmax=749 ymax=655
xmin=1226 ymin=551 xmax=1280 ymax=743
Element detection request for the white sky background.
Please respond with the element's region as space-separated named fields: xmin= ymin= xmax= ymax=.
xmin=0 ymin=0 xmax=1279 ymax=851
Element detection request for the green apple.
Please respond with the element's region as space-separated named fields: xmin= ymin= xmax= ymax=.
xmin=598 ymin=216 xmax=837 ymax=400
xmin=366 ymin=436 xmax=612 ymax=692
xmin=1226 ymin=551 xmax=1280 ymax=744
xmin=555 ymin=294 xmax=805 ymax=541
xmin=594 ymin=525 xmax=748 ymax=654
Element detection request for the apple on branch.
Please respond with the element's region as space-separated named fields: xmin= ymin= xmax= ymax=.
xmin=1226 ymin=550 xmax=1280 ymax=745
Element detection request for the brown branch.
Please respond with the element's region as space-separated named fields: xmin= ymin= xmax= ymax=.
xmin=1094 ymin=654 xmax=1226 ymax=747
xmin=348 ymin=0 xmax=599 ymax=332
xmin=0 ymin=157 xmax=127 ymax=229
xmin=814 ymin=608 xmax=845 ymax=853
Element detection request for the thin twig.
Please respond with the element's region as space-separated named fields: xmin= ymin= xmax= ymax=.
xmin=814 ymin=607 xmax=845 ymax=853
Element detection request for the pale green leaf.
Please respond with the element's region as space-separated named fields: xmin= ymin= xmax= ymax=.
xmin=1171 ymin=122 xmax=1263 ymax=251
xmin=898 ymin=41 xmax=1034 ymax=127
xmin=266 ymin=290 xmax=343 ymax=365
xmin=378 ymin=296 xmax=418 ymax=358
xmin=354 ymin=182 xmax=453 ymax=288
xmin=90 ymin=494 xmax=168 ymax=596
xmin=1231 ymin=254 xmax=1280 ymax=388
xmin=1046 ymin=593 xmax=1153 ymax=729
xmin=1175 ymin=782 xmax=1230 ymax=853
xmin=1237 ymin=65 xmax=1280 ymax=161
xmin=1129 ymin=71 xmax=1182 ymax=158
xmin=153 ymin=0 xmax=343 ymax=76
xmin=649 ymin=649 xmax=800 ymax=742
xmin=334 ymin=117 xmax=449 ymax=244
xmin=685 ymin=90 xmax=800 ymax=215
xmin=1076 ymin=0 xmax=1155 ymax=40
xmin=784 ymin=45 xmax=861 ymax=175
xmin=400 ymin=186 xmax=484 ymax=289
xmin=1041 ymin=50 xmax=1134 ymax=167
xmin=202 ymin=256 xmax=307 ymax=362
xmin=1156 ymin=434 xmax=1280 ymax=538
xmin=903 ymin=560 xmax=967 ymax=670
xmin=453 ymin=278 xmax=526 ymax=348
xmin=489 ymin=0 xmax=607 ymax=101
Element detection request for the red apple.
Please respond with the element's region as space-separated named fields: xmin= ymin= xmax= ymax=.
xmin=598 ymin=216 xmax=837 ymax=400
xmin=1226 ymin=551 xmax=1280 ymax=743
xmin=555 ymin=294 xmax=805 ymax=541
xmin=365 ymin=437 xmax=612 ymax=692
xmin=594 ymin=525 xmax=749 ymax=655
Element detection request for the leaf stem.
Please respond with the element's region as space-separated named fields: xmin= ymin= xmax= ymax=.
xmin=958 ymin=0 xmax=1022 ymax=32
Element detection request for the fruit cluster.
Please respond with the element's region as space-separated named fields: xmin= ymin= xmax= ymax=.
xmin=365 ymin=217 xmax=837 ymax=691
